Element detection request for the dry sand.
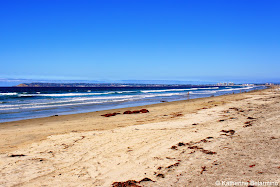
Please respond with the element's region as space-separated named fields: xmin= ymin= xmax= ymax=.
xmin=0 ymin=88 xmax=279 ymax=186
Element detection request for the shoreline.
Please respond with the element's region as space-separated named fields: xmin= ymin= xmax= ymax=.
xmin=0 ymin=85 xmax=264 ymax=123
xmin=0 ymin=87 xmax=279 ymax=186
xmin=0 ymin=89 xmax=266 ymax=154
xmin=0 ymin=88 xmax=264 ymax=124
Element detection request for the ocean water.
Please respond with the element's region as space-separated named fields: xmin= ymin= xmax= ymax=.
xmin=0 ymin=85 xmax=265 ymax=123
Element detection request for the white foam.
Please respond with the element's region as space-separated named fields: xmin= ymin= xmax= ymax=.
xmin=0 ymin=98 xmax=137 ymax=111
xmin=189 ymin=90 xmax=217 ymax=94
xmin=0 ymin=86 xmax=257 ymax=112
xmin=0 ymin=93 xmax=18 ymax=96
xmin=190 ymin=87 xmax=253 ymax=94
xmin=0 ymin=91 xmax=188 ymax=110
xmin=0 ymin=95 xmax=137 ymax=108
xmin=218 ymin=87 xmax=253 ymax=92
xmin=116 ymin=91 xmax=137 ymax=94
xmin=141 ymin=88 xmax=195 ymax=93
xmin=139 ymin=92 xmax=185 ymax=98
xmin=18 ymin=92 xmax=116 ymax=97
xmin=69 ymin=95 xmax=135 ymax=101
xmin=198 ymin=87 xmax=219 ymax=89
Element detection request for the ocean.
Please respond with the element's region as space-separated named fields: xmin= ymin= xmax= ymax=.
xmin=0 ymin=85 xmax=265 ymax=123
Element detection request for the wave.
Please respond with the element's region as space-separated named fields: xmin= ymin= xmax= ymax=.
xmin=0 ymin=91 xmax=188 ymax=110
xmin=1 ymin=88 xmax=220 ymax=98
xmin=17 ymin=90 xmax=141 ymax=97
xmin=189 ymin=90 xmax=217 ymax=94
xmin=116 ymin=91 xmax=138 ymax=94
xmin=218 ymin=87 xmax=253 ymax=92
xmin=143 ymin=92 xmax=185 ymax=98
xmin=0 ymin=97 xmax=139 ymax=111
xmin=140 ymin=87 xmax=220 ymax=93
xmin=0 ymin=86 xmax=258 ymax=112
xmin=141 ymin=88 xmax=195 ymax=93
xmin=0 ymin=93 xmax=18 ymax=96
xmin=0 ymin=95 xmax=137 ymax=108
xmin=190 ymin=87 xmax=253 ymax=94
xmin=198 ymin=87 xmax=219 ymax=89
xmin=18 ymin=92 xmax=116 ymax=97
xmin=60 ymin=92 xmax=185 ymax=102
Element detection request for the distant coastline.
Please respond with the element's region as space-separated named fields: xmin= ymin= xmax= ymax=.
xmin=14 ymin=82 xmax=265 ymax=88
xmin=15 ymin=83 xmax=194 ymax=88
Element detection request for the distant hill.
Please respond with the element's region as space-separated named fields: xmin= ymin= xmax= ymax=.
xmin=15 ymin=82 xmax=194 ymax=87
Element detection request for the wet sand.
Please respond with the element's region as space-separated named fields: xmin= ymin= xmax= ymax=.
xmin=0 ymin=88 xmax=279 ymax=186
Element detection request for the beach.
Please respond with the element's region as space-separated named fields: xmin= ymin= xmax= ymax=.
xmin=0 ymin=88 xmax=279 ymax=186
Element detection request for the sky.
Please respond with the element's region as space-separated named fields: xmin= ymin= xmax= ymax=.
xmin=0 ymin=0 xmax=280 ymax=85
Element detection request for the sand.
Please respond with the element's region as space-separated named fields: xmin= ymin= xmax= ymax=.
xmin=0 ymin=88 xmax=279 ymax=186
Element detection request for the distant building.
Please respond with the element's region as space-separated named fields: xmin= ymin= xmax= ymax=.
xmin=216 ymin=82 xmax=234 ymax=86
xmin=242 ymin=83 xmax=255 ymax=86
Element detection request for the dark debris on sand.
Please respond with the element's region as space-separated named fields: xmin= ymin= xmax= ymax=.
xmin=123 ymin=109 xmax=149 ymax=114
xmin=156 ymin=173 xmax=165 ymax=178
xmin=9 ymin=154 xmax=26 ymax=157
xmin=102 ymin=109 xmax=149 ymax=117
xmin=166 ymin=162 xmax=180 ymax=169
xmin=101 ymin=112 xmax=121 ymax=117
xmin=112 ymin=180 xmax=140 ymax=187
xmin=200 ymin=166 xmax=207 ymax=174
xmin=169 ymin=136 xmax=217 ymax=155
xmin=171 ymin=146 xmax=178 ymax=150
xmin=112 ymin=177 xmax=154 ymax=187
xmin=220 ymin=130 xmax=235 ymax=135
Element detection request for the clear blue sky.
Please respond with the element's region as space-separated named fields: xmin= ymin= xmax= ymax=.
xmin=0 ymin=0 xmax=279 ymax=84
